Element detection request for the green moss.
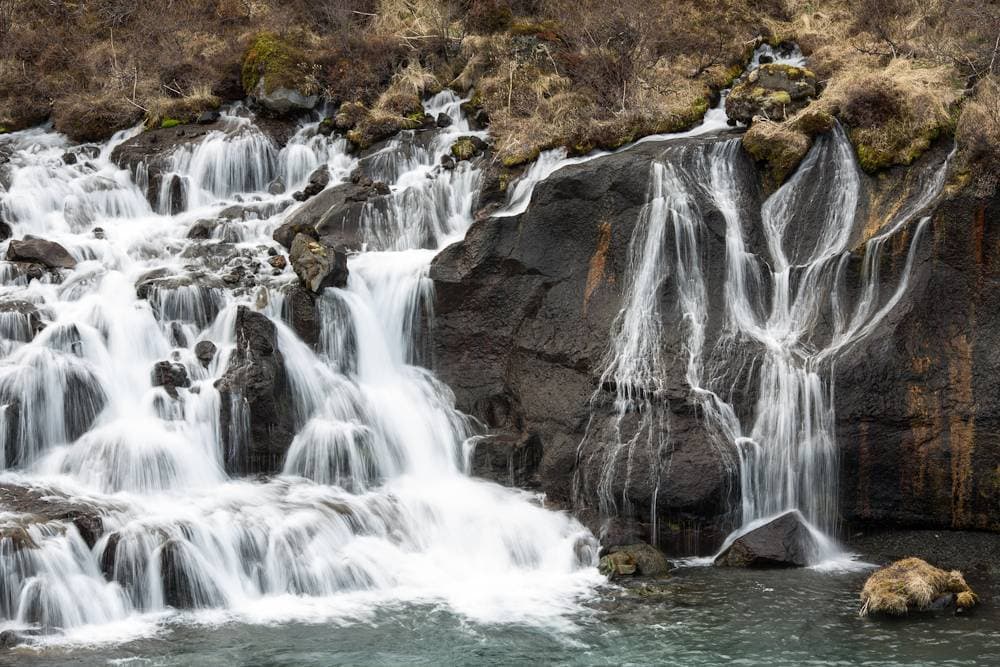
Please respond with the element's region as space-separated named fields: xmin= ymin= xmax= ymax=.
xmin=160 ymin=117 xmax=182 ymax=129
xmin=501 ymin=144 xmax=541 ymax=168
xmin=0 ymin=126 xmax=7 ymax=134
xmin=769 ymin=90 xmax=792 ymax=106
xmin=853 ymin=140 xmax=895 ymax=173
xmin=241 ymin=32 xmax=310 ymax=96
xmin=451 ymin=137 xmax=477 ymax=160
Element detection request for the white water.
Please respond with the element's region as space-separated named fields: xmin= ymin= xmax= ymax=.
xmin=581 ymin=125 xmax=950 ymax=565
xmin=0 ymin=92 xmax=599 ymax=646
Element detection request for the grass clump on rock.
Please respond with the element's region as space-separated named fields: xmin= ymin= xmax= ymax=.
xmin=860 ymin=557 xmax=978 ymax=617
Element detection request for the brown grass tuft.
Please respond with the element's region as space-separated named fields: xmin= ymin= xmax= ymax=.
xmin=859 ymin=557 xmax=978 ymax=617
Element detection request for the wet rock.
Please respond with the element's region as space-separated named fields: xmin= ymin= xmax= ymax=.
xmin=0 ymin=299 xmax=45 ymax=341
xmin=151 ymin=361 xmax=191 ymax=399
xmin=317 ymin=117 xmax=336 ymax=136
xmin=164 ymin=174 xmax=186 ymax=215
xmin=714 ymin=511 xmax=819 ymax=568
xmin=215 ymin=306 xmax=294 ymax=474
xmin=0 ymin=221 xmax=11 ymax=242
xmin=441 ymin=155 xmax=456 ymax=170
xmin=267 ymin=177 xmax=285 ymax=195
xmin=292 ymin=164 xmax=330 ymax=202
xmin=268 ymin=254 xmax=287 ymax=270
xmin=0 ymin=483 xmax=108 ymax=548
xmin=289 ymin=233 xmax=349 ymax=293
xmin=470 ymin=430 xmax=542 ymax=489
xmin=6 ymin=237 xmax=77 ymax=269
xmin=283 ymin=282 xmax=321 ymax=347
xmin=0 ymin=629 xmax=23 ymax=648
xmin=159 ymin=538 xmax=221 ymax=609
xmin=187 ymin=218 xmax=217 ymax=240
xmin=277 ymin=181 xmax=379 ymax=251
xmin=450 ymin=135 xmax=488 ymax=161
xmin=196 ymin=110 xmax=220 ymax=125
xmin=253 ymin=83 xmax=319 ymax=116
xmin=599 ymin=543 xmax=672 ymax=578
xmin=194 ymin=340 xmax=217 ymax=367
xmin=436 ymin=112 xmax=453 ymax=128
xmin=726 ymin=63 xmax=818 ymax=125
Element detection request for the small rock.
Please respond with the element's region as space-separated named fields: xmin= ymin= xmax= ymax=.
xmin=714 ymin=511 xmax=819 ymax=568
xmin=151 ymin=360 xmax=191 ymax=399
xmin=600 ymin=543 xmax=672 ymax=578
xmin=267 ymin=177 xmax=285 ymax=195
xmin=436 ymin=112 xmax=453 ymax=128
xmin=197 ymin=110 xmax=221 ymax=125
xmin=268 ymin=255 xmax=287 ymax=270
xmin=292 ymin=164 xmax=330 ymax=202
xmin=289 ymin=233 xmax=348 ymax=293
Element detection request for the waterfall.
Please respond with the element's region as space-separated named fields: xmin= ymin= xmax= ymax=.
xmin=0 ymin=92 xmax=598 ymax=645
xmin=585 ymin=126 xmax=949 ymax=563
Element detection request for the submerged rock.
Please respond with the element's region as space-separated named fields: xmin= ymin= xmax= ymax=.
xmin=714 ymin=511 xmax=819 ymax=568
xmin=0 ymin=298 xmax=45 ymax=341
xmin=289 ymin=233 xmax=349 ymax=293
xmin=860 ymin=557 xmax=978 ymax=617
xmin=6 ymin=237 xmax=77 ymax=269
xmin=215 ymin=306 xmax=293 ymax=474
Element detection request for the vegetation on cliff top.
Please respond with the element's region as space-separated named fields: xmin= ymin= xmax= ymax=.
xmin=0 ymin=0 xmax=996 ymax=185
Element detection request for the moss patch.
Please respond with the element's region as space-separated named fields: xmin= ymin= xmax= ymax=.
xmin=160 ymin=117 xmax=183 ymax=129
xmin=242 ymin=32 xmax=312 ymax=96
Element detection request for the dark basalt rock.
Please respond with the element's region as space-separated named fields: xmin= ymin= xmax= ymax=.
xmin=282 ymin=282 xmax=321 ymax=347
xmin=7 ymin=237 xmax=76 ymax=269
xmin=215 ymin=306 xmax=293 ymax=475
xmin=714 ymin=512 xmax=820 ymax=567
xmin=276 ymin=180 xmax=385 ymax=252
xmin=835 ymin=167 xmax=1000 ymax=533
xmin=430 ymin=135 xmax=755 ymax=555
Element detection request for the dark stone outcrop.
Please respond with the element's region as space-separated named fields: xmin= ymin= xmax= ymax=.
xmin=275 ymin=180 xmax=386 ymax=252
xmin=6 ymin=238 xmax=76 ymax=269
xmin=714 ymin=511 xmax=819 ymax=567
xmin=430 ymin=136 xmax=754 ymax=554
xmin=289 ymin=233 xmax=349 ymax=293
xmin=215 ymin=306 xmax=293 ymax=474
xmin=282 ymin=282 xmax=321 ymax=347
xmin=835 ymin=175 xmax=1000 ymax=532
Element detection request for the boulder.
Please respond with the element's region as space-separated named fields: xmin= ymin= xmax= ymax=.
xmin=289 ymin=233 xmax=349 ymax=293
xmin=0 ymin=483 xmax=108 ymax=547
xmin=215 ymin=306 xmax=293 ymax=474
xmin=254 ymin=82 xmax=319 ymax=116
xmin=714 ymin=511 xmax=820 ymax=568
xmin=436 ymin=112 xmax=453 ymax=128
xmin=726 ymin=63 xmax=818 ymax=125
xmin=860 ymin=557 xmax=978 ymax=616
xmin=450 ymin=135 xmax=489 ymax=161
xmin=6 ymin=238 xmax=76 ymax=269
xmin=275 ymin=180 xmax=384 ymax=252
xmin=292 ymin=164 xmax=330 ymax=202
xmin=599 ymin=543 xmax=672 ymax=578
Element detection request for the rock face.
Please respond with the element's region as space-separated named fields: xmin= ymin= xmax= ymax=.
xmin=430 ymin=136 xmax=752 ymax=553
xmin=275 ymin=180 xmax=387 ymax=251
xmin=151 ymin=360 xmax=190 ymax=398
xmin=289 ymin=233 xmax=349 ymax=293
xmin=714 ymin=512 xmax=819 ymax=567
xmin=836 ymin=179 xmax=1000 ymax=532
xmin=6 ymin=238 xmax=76 ymax=269
xmin=726 ymin=63 xmax=818 ymax=125
xmin=215 ymin=306 xmax=293 ymax=474
xmin=0 ymin=483 xmax=108 ymax=547
xmin=292 ymin=164 xmax=330 ymax=202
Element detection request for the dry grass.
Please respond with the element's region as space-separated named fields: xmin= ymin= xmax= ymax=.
xmin=859 ymin=557 xmax=978 ymax=617
xmin=954 ymin=76 xmax=1000 ymax=195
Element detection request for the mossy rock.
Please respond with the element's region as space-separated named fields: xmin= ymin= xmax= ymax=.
xmin=335 ymin=102 xmax=368 ymax=131
xmin=242 ymin=32 xmax=309 ymax=96
xmin=500 ymin=144 xmax=541 ymax=168
xmin=743 ymin=120 xmax=812 ymax=191
xmin=347 ymin=113 xmax=421 ymax=149
xmin=599 ymin=543 xmax=672 ymax=578
xmin=728 ymin=64 xmax=818 ymax=125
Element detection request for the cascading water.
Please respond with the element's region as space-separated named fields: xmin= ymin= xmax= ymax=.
xmin=582 ymin=124 xmax=950 ymax=564
xmin=0 ymin=92 xmax=599 ymax=646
